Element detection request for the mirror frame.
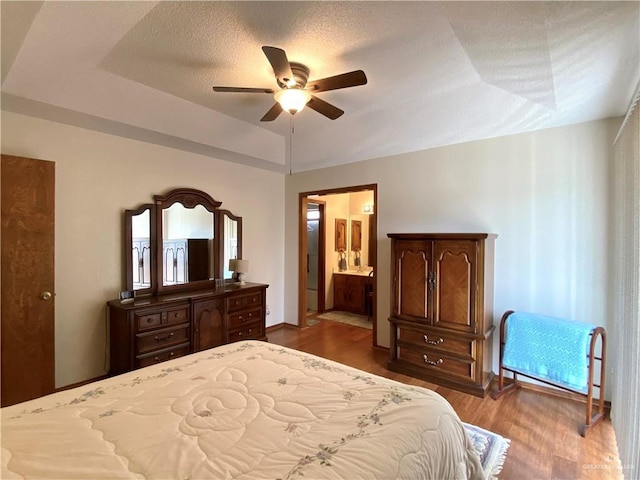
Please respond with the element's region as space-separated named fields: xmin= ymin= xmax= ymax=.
xmin=154 ymin=188 xmax=222 ymax=294
xmin=123 ymin=188 xmax=243 ymax=296
xmin=350 ymin=219 xmax=362 ymax=252
xmin=124 ymin=203 xmax=156 ymax=296
xmin=218 ymin=209 xmax=243 ymax=279
xmin=335 ymin=218 xmax=347 ymax=251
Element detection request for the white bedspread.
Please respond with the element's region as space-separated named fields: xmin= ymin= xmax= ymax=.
xmin=1 ymin=341 xmax=483 ymax=479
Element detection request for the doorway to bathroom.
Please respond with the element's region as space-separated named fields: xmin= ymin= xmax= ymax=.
xmin=298 ymin=184 xmax=377 ymax=348
xmin=304 ymin=199 xmax=326 ymax=316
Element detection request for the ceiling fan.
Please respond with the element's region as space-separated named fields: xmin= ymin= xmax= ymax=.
xmin=213 ymin=46 xmax=367 ymax=122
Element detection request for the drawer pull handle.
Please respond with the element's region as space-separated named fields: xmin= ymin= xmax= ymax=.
xmin=423 ymin=335 xmax=443 ymax=345
xmin=154 ymin=352 xmax=175 ymax=363
xmin=154 ymin=333 xmax=175 ymax=342
xmin=423 ymin=354 xmax=443 ymax=366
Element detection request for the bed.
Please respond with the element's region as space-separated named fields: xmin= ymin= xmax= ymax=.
xmin=1 ymin=341 xmax=483 ymax=479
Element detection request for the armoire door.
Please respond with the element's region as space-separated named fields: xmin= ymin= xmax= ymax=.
xmin=1 ymin=155 xmax=55 ymax=407
xmin=432 ymin=240 xmax=477 ymax=333
xmin=393 ymin=240 xmax=432 ymax=321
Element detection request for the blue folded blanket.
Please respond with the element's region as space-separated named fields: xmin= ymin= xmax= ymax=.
xmin=502 ymin=312 xmax=595 ymax=394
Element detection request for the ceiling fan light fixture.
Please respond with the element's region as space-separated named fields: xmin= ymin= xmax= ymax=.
xmin=275 ymin=88 xmax=311 ymax=114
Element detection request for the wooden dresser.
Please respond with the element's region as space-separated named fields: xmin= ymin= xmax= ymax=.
xmin=387 ymin=233 xmax=496 ymax=397
xmin=108 ymin=283 xmax=268 ymax=375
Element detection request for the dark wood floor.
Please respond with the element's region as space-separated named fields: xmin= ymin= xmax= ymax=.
xmin=268 ymin=319 xmax=622 ymax=480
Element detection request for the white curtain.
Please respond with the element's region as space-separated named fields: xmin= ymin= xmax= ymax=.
xmin=611 ymin=85 xmax=640 ymax=476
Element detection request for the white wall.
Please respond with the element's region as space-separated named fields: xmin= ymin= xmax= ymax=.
xmin=285 ymin=118 xmax=621 ymax=387
xmin=1 ymin=110 xmax=285 ymax=388
xmin=2 ymin=109 xmax=621 ymax=397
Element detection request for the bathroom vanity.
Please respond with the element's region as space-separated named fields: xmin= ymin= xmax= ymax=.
xmin=332 ymin=270 xmax=373 ymax=316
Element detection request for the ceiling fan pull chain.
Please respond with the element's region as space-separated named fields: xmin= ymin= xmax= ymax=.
xmin=289 ymin=116 xmax=293 ymax=176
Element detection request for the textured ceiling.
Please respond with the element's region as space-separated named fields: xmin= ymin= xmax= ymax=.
xmin=2 ymin=1 xmax=639 ymax=173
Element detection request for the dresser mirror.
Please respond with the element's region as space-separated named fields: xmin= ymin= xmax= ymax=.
xmin=124 ymin=188 xmax=242 ymax=295
xmin=161 ymin=202 xmax=214 ymax=286
xmin=220 ymin=210 xmax=242 ymax=280
xmin=124 ymin=204 xmax=155 ymax=295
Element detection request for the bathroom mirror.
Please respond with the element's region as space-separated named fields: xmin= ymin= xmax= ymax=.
xmin=347 ymin=214 xmax=369 ymax=269
xmin=351 ymin=220 xmax=362 ymax=251
xmin=124 ymin=188 xmax=242 ymax=295
xmin=335 ymin=218 xmax=347 ymax=251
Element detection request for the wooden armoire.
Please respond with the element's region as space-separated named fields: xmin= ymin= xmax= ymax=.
xmin=387 ymin=233 xmax=496 ymax=397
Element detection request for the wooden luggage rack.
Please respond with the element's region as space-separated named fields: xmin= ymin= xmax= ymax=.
xmin=492 ymin=310 xmax=607 ymax=437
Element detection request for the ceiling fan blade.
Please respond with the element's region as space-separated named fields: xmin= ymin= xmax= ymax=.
xmin=307 ymin=70 xmax=367 ymax=93
xmin=262 ymin=46 xmax=294 ymax=85
xmin=261 ymin=103 xmax=283 ymax=122
xmin=306 ymin=96 xmax=344 ymax=120
xmin=213 ymin=86 xmax=274 ymax=93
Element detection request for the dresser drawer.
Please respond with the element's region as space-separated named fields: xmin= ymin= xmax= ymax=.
xmin=397 ymin=326 xmax=475 ymax=358
xmin=228 ymin=308 xmax=262 ymax=329
xmin=135 ymin=324 xmax=190 ymax=355
xmin=136 ymin=344 xmax=190 ymax=369
xmin=397 ymin=347 xmax=475 ymax=381
xmin=135 ymin=305 xmax=190 ymax=332
xmin=228 ymin=322 xmax=264 ymax=343
xmin=227 ymin=292 xmax=263 ymax=313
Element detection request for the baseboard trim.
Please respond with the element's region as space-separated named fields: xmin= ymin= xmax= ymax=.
xmin=266 ymin=322 xmax=299 ymax=333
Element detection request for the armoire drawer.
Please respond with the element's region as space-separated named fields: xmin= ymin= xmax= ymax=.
xmin=135 ymin=324 xmax=191 ymax=355
xmin=397 ymin=326 xmax=476 ymax=358
xmin=397 ymin=347 xmax=475 ymax=381
xmin=136 ymin=343 xmax=190 ymax=369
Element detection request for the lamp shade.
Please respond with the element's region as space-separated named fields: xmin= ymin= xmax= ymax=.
xmin=234 ymin=259 xmax=249 ymax=274
xmin=275 ymin=88 xmax=311 ymax=114
xmin=229 ymin=259 xmax=238 ymax=271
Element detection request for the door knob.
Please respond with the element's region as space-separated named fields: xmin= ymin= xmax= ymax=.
xmin=40 ymin=291 xmax=52 ymax=300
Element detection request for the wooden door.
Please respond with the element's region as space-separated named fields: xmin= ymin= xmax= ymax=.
xmin=393 ymin=240 xmax=431 ymax=321
xmin=1 ymin=155 xmax=55 ymax=407
xmin=192 ymin=299 xmax=224 ymax=351
xmin=432 ymin=240 xmax=477 ymax=333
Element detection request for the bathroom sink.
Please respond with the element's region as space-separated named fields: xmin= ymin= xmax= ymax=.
xmin=335 ymin=269 xmax=373 ymax=277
